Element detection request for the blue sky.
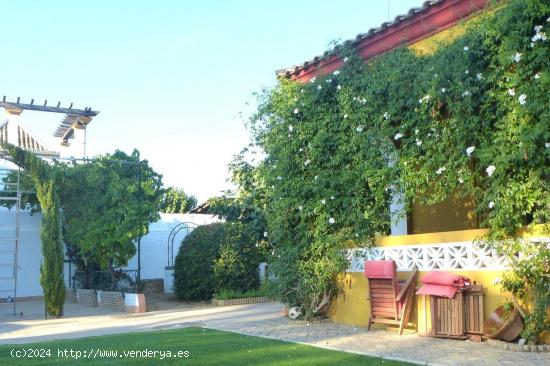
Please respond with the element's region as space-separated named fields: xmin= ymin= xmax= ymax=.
xmin=1 ymin=0 xmax=420 ymax=201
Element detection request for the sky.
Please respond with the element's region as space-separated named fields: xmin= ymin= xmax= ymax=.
xmin=1 ymin=0 xmax=421 ymax=202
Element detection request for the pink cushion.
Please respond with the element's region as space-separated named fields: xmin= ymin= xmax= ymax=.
xmin=421 ymin=271 xmax=470 ymax=287
xmin=416 ymin=284 xmax=459 ymax=299
xmin=416 ymin=271 xmax=471 ymax=299
xmin=364 ymin=260 xmax=396 ymax=279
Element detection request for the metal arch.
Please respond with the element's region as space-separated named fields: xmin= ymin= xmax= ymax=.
xmin=167 ymin=222 xmax=197 ymax=267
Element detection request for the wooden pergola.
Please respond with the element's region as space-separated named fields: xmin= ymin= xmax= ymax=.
xmin=0 ymin=96 xmax=99 ymax=147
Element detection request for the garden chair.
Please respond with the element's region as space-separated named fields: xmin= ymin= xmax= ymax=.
xmin=364 ymin=260 xmax=418 ymax=335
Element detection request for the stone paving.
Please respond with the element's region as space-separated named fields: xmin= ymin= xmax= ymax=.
xmin=1 ymin=300 xmax=549 ymax=365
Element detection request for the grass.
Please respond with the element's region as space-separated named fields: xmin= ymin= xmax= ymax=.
xmin=0 ymin=327 xmax=413 ymax=365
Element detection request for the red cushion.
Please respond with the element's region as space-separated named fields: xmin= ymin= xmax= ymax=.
xmin=364 ymin=260 xmax=396 ymax=279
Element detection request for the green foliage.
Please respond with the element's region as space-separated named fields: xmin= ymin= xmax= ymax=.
xmin=37 ymin=180 xmax=65 ymax=317
xmin=159 ymin=187 xmax=197 ymax=213
xmin=1 ymin=145 xmax=164 ymax=315
xmin=240 ymin=0 xmax=550 ymax=321
xmin=213 ymin=224 xmax=261 ymax=294
xmin=60 ymin=149 xmax=163 ymax=269
xmin=3 ymin=144 xmax=65 ymax=317
xmin=0 ymin=170 xmax=39 ymax=213
xmin=174 ymin=223 xmax=227 ymax=300
xmin=495 ymin=240 xmax=550 ymax=344
xmin=174 ymin=222 xmax=263 ymax=301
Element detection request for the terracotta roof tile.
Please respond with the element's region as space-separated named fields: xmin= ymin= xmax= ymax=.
xmin=278 ymin=0 xmax=452 ymax=79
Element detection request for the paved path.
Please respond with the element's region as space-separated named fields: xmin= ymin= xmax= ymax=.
xmin=1 ymin=301 xmax=549 ymax=365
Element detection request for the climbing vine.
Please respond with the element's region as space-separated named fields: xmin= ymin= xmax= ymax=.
xmin=242 ymin=0 xmax=549 ymax=334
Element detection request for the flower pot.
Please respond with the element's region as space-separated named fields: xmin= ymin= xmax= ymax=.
xmin=483 ymin=305 xmax=524 ymax=342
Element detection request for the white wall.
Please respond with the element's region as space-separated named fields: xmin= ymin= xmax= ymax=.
xmin=0 ymin=209 xmax=220 ymax=298
xmin=0 ymin=208 xmax=44 ymax=298
xmin=122 ymin=213 xmax=221 ymax=279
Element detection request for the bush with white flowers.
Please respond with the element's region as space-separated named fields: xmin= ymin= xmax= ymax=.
xmin=238 ymin=0 xmax=549 ymax=323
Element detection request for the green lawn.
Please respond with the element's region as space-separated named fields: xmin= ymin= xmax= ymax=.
xmin=0 ymin=327 xmax=413 ymax=365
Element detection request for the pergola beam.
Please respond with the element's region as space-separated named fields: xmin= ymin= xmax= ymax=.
xmin=0 ymin=99 xmax=98 ymax=117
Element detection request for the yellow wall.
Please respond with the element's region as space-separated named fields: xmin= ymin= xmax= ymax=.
xmin=410 ymin=194 xmax=479 ymax=234
xmin=408 ymin=20 xmax=470 ymax=55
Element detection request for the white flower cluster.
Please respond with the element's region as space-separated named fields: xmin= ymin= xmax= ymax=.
xmin=309 ymin=77 xmax=316 ymax=83
xmin=486 ymin=165 xmax=496 ymax=177
xmin=394 ymin=133 xmax=404 ymax=140
xmin=464 ymin=46 xmax=469 ymax=51
xmin=416 ymin=139 xmax=422 ymax=146
xmin=418 ymin=94 xmax=430 ymax=104
xmin=476 ymin=73 xmax=483 ymax=80
xmin=436 ymin=166 xmax=446 ymax=175
xmin=488 ymin=201 xmax=495 ymax=209
xmin=441 ymin=87 xmax=446 ymax=93
xmin=508 ymin=88 xmax=515 ymax=96
xmin=356 ymin=126 xmax=363 ymax=133
xmin=518 ymin=94 xmax=527 ymax=105
xmin=328 ymin=217 xmax=336 ymax=224
xmin=294 ymin=108 xmax=299 ymax=114
xmin=513 ymin=52 xmax=522 ymax=63
xmin=337 ymin=84 xmax=342 ymax=90
xmin=466 ymin=146 xmax=475 ymax=157
xmin=383 ymin=112 xmax=390 ymax=120
xmin=462 ymin=90 xmax=471 ymax=97
xmin=531 ymin=25 xmax=547 ymax=47
xmin=333 ymin=70 xmax=340 ymax=76
xmin=352 ymin=96 xmax=367 ymax=104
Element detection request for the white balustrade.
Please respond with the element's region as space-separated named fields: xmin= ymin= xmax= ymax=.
xmin=346 ymin=237 xmax=549 ymax=272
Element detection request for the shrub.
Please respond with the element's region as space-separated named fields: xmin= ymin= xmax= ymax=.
xmin=173 ymin=223 xmax=226 ymax=300
xmin=213 ymin=224 xmax=260 ymax=294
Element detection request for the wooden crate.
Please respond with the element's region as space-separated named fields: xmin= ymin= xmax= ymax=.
xmin=463 ymin=285 xmax=484 ymax=341
xmin=430 ymin=285 xmax=483 ymax=341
